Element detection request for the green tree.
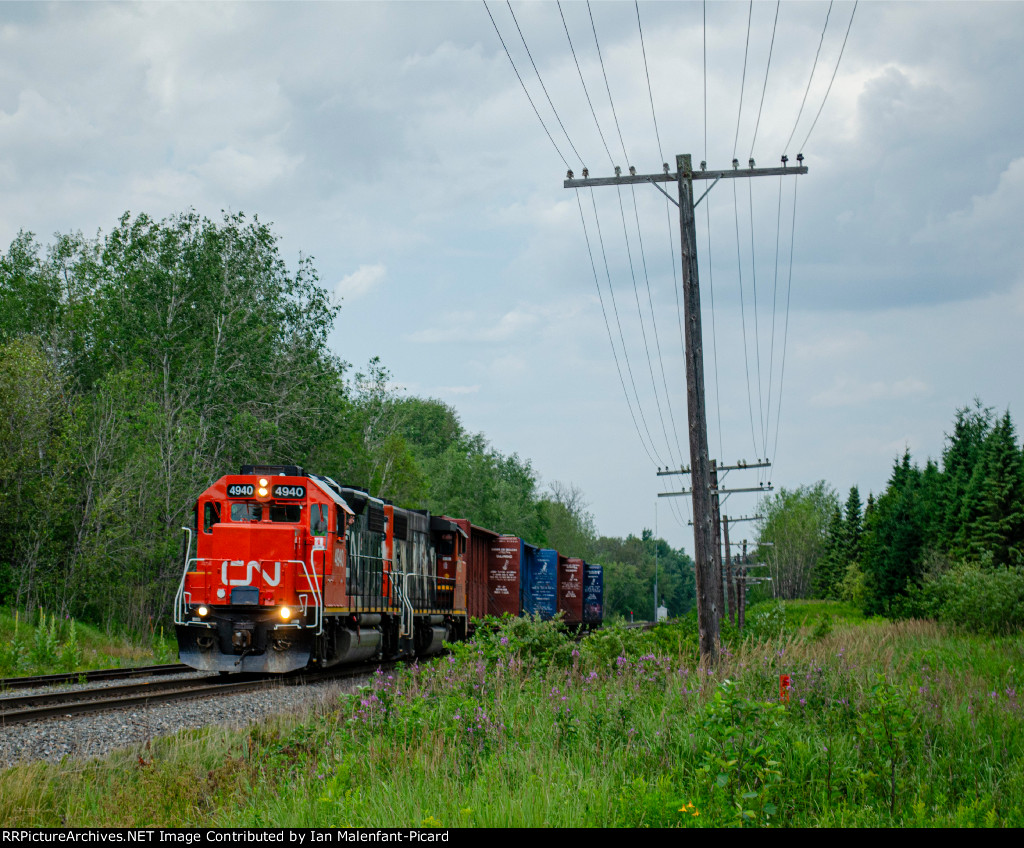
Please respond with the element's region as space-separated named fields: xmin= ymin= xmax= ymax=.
xmin=861 ymin=452 xmax=927 ymax=614
xmin=957 ymin=411 xmax=1024 ymax=565
xmin=756 ymin=482 xmax=838 ymax=599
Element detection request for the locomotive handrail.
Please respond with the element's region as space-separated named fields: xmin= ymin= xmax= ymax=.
xmin=305 ymin=549 xmax=325 ymax=635
xmin=396 ymin=572 xmax=414 ymax=638
xmin=173 ymin=527 xmax=195 ymax=626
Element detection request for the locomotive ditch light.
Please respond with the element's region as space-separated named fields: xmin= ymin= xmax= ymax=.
xmin=280 ymin=606 xmax=292 ymax=621
xmin=196 ymin=605 xmax=209 ymax=617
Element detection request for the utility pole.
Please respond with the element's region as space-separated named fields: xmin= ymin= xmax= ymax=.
xmin=565 ymin=155 xmax=806 ymax=665
xmin=740 ymin=539 xmax=748 ymax=631
xmin=710 ymin=460 xmax=724 ymax=621
xmin=723 ymin=515 xmax=735 ymax=626
xmin=721 ymin=514 xmax=761 ymax=629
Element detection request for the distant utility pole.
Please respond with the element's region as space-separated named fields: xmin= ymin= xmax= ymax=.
xmin=565 ymin=154 xmax=806 ymax=665
xmin=722 ymin=514 xmax=762 ymax=628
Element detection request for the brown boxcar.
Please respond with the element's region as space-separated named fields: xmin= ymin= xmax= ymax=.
xmin=558 ymin=555 xmax=584 ymax=625
xmin=489 ymin=535 xmax=523 ymax=617
xmin=442 ymin=517 xmax=499 ymax=622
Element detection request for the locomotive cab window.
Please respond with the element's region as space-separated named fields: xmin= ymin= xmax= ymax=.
xmin=310 ymin=504 xmax=329 ymax=536
xmin=203 ymin=502 xmax=221 ymax=533
xmin=438 ymin=534 xmax=454 ymax=557
xmin=231 ymin=503 xmax=263 ymax=523
xmin=270 ymin=504 xmax=302 ymax=523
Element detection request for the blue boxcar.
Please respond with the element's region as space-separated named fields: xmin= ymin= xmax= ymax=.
xmin=522 ymin=547 xmax=559 ymax=620
xmin=583 ymin=562 xmax=604 ymax=626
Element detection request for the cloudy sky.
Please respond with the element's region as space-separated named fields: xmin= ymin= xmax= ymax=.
xmin=2 ymin=1 xmax=1023 ymax=552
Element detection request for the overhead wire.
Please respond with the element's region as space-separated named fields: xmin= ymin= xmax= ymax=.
xmin=588 ymin=189 xmax=667 ymax=468
xmin=558 ymin=0 xmax=615 ymax=168
xmin=483 ymin=0 xmax=570 ymax=169
xmin=587 ymin=1 xmax=630 ymax=166
xmin=703 ymin=0 xmax=725 ymax=464
xmin=799 ymin=1 xmax=859 ymax=152
xmin=634 ymin=0 xmax=688 ymax=469
xmin=784 ymin=1 xmax=833 ymax=154
xmin=574 ymin=189 xmax=658 ymax=467
xmin=559 ymin=3 xmax=688 ymax=539
xmin=731 ymin=1 xmax=754 ymax=160
xmin=771 ymin=176 xmax=800 ymax=473
xmin=505 ymin=1 xmax=586 ymax=168
xmin=730 ymin=1 xmax=760 ymax=460
xmin=748 ymin=1 xmax=783 ymax=473
xmin=748 ymin=0 xmax=781 ymax=161
xmin=763 ymin=175 xmax=784 ymax=473
xmin=586 ymin=3 xmax=682 ymax=477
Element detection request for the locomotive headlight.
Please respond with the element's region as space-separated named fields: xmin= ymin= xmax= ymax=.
xmin=196 ymin=605 xmax=209 ymax=617
xmin=259 ymin=478 xmax=269 ymax=487
xmin=258 ymin=487 xmax=269 ymax=497
xmin=280 ymin=606 xmax=292 ymax=621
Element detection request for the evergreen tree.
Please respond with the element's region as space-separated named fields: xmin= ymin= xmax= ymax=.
xmin=958 ymin=411 xmax=1024 ymax=565
xmin=941 ymin=401 xmax=994 ymax=550
xmin=861 ymin=451 xmax=926 ymax=614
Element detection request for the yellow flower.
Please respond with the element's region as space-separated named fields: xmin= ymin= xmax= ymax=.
xmin=692 ymin=810 xmax=700 ymax=817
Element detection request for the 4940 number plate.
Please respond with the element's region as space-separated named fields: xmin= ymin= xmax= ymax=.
xmin=272 ymin=484 xmax=305 ymax=499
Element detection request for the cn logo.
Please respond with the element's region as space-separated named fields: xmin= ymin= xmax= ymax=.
xmin=220 ymin=560 xmax=282 ymax=587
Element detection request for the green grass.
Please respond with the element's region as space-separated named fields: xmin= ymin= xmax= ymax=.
xmin=2 ymin=613 xmax=1023 ymax=827
xmin=0 ymin=606 xmax=177 ymax=677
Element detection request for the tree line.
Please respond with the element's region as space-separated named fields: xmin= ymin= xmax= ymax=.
xmin=0 ymin=210 xmax=695 ymax=633
xmin=756 ymin=401 xmax=1024 ymax=629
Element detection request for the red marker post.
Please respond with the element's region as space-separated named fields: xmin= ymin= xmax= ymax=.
xmin=779 ymin=674 xmax=792 ymax=704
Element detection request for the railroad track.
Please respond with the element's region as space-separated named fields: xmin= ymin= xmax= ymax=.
xmin=0 ymin=662 xmax=386 ymax=726
xmin=0 ymin=663 xmax=191 ymax=691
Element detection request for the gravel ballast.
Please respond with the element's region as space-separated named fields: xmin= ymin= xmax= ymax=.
xmin=0 ymin=672 xmax=370 ymax=767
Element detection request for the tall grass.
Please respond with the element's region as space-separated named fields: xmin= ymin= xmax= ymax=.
xmin=0 ymin=606 xmax=177 ymax=677
xmin=1 ymin=603 xmax=1022 ymax=827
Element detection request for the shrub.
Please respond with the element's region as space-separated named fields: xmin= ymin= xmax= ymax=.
xmin=919 ymin=563 xmax=1024 ymax=635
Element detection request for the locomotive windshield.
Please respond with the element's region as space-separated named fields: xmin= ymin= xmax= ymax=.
xmin=229 ymin=502 xmax=303 ymax=523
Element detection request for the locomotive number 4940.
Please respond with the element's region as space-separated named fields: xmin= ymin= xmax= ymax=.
xmin=272 ymin=485 xmax=305 ymax=499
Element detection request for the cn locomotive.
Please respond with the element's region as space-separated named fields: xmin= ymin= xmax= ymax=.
xmin=174 ymin=465 xmax=604 ymax=673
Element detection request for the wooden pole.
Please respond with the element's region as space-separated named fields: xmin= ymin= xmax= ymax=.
xmin=711 ymin=460 xmax=724 ymax=621
xmin=724 ymin=515 xmax=736 ymax=627
xmin=739 ymin=539 xmax=748 ymax=631
xmin=678 ymin=154 xmax=719 ymax=663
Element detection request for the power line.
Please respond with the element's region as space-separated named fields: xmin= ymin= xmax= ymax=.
xmin=703 ymin=1 xmax=724 ymax=462
xmin=573 ymin=189 xmax=657 ymax=466
xmin=748 ymin=178 xmax=767 ymax=461
xmin=731 ymin=1 xmax=754 ymax=160
xmin=733 ymin=179 xmax=760 ymax=459
xmin=784 ymin=1 xmax=833 ymax=155
xmin=748 ymin=0 xmax=781 ymax=160
xmin=635 ymin=1 xmax=664 ymax=163
xmin=557 ymin=1 xmax=615 ymax=168
xmin=483 ymin=0 xmax=569 ymax=169
xmin=771 ymin=175 xmax=801 ymax=471
xmin=587 ymin=1 xmax=630 ymax=165
xmin=763 ymin=175 xmax=784 ymax=481
xmin=505 ymin=1 xmax=586 ymax=167
xmin=588 ymin=188 xmax=666 ymax=467
xmin=800 ymin=1 xmax=859 ymax=152
xmin=613 ymin=184 xmax=675 ymax=468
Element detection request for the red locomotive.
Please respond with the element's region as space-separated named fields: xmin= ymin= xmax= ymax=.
xmin=174 ymin=464 xmax=604 ymax=673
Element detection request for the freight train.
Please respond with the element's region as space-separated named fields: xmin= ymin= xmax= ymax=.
xmin=174 ymin=465 xmax=604 ymax=673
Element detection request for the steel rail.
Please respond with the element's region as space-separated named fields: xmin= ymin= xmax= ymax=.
xmin=0 ymin=662 xmax=390 ymax=726
xmin=0 ymin=663 xmax=191 ymax=691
